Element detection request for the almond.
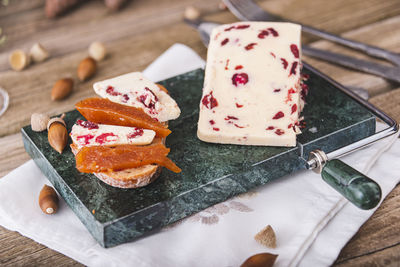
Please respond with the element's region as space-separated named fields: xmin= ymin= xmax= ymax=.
xmin=51 ymin=78 xmax=74 ymax=101
xmin=77 ymin=57 xmax=97 ymax=81
xmin=47 ymin=115 xmax=68 ymax=154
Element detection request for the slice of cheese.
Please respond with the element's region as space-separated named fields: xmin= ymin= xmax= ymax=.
xmin=71 ymin=120 xmax=155 ymax=150
xmin=93 ymin=72 xmax=180 ymax=122
xmin=197 ymin=22 xmax=303 ymax=147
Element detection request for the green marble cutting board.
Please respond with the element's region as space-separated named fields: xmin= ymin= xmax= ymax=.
xmin=22 ymin=68 xmax=376 ymax=248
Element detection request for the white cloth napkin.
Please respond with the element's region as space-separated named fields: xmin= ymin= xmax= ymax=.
xmin=1 ymin=43 xmax=399 ymax=267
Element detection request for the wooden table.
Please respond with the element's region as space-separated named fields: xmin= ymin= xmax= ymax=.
xmin=1 ymin=0 xmax=399 ymax=265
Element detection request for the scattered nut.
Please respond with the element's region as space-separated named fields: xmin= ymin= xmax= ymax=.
xmin=31 ymin=113 xmax=50 ymax=132
xmin=9 ymin=49 xmax=30 ymax=71
xmin=51 ymin=78 xmax=74 ymax=101
xmin=30 ymin=43 xmax=50 ymax=63
xmin=77 ymin=57 xmax=97 ymax=81
xmin=47 ymin=114 xmax=68 ymax=154
xmin=184 ymin=6 xmax=201 ymax=20
xmin=241 ymin=253 xmax=278 ymax=267
xmin=104 ymin=0 xmax=128 ymax=11
xmin=88 ymin=41 xmax=107 ymax=61
xmin=219 ymin=1 xmax=227 ymax=10
xmin=39 ymin=184 xmax=59 ymax=215
xmin=254 ymin=225 xmax=277 ymax=248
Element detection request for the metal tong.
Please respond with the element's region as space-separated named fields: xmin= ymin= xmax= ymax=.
xmin=223 ymin=0 xmax=400 ymax=83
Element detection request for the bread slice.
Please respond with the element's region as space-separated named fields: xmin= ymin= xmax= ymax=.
xmin=70 ymin=143 xmax=161 ymax=189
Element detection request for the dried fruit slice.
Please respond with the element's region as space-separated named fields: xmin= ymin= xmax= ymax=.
xmin=76 ymin=98 xmax=171 ymax=137
xmin=75 ymin=143 xmax=181 ymax=173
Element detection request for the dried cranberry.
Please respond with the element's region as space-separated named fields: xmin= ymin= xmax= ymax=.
xmin=232 ymin=73 xmax=249 ymax=86
xmin=301 ymin=82 xmax=309 ymax=100
xmin=245 ymin=43 xmax=257 ymax=50
xmin=221 ymin=38 xmax=229 ymax=46
xmin=225 ymin=116 xmax=238 ymax=120
xmin=213 ymin=127 xmax=220 ymax=131
xmin=273 ymin=111 xmax=284 ymax=120
xmin=236 ymin=103 xmax=244 ymax=108
xmin=95 ymin=133 xmax=117 ymax=144
xmin=236 ymin=24 xmax=250 ymax=29
xmin=273 ymin=88 xmax=281 ymax=92
xmin=76 ymin=134 xmax=94 ymax=145
xmin=76 ymin=120 xmax=99 ymax=130
xmin=291 ymin=104 xmax=298 ymax=114
xmin=225 ymin=59 xmax=230 ymax=70
xmin=224 ymin=26 xmax=235 ymax=31
xmin=290 ymin=44 xmax=299 ymax=58
xmin=301 ymin=74 xmax=310 ymax=80
xmin=209 ymin=120 xmax=215 ymax=125
xmin=202 ymin=91 xmax=218 ymax=109
xmin=290 ymin=61 xmax=298 ymax=76
xmin=128 ymin=128 xmax=144 ymax=139
xmin=138 ymin=87 xmax=158 ymax=110
xmin=122 ymin=94 xmax=130 ymax=103
xmin=258 ymin=30 xmax=269 ymax=39
xmin=266 ymin=126 xmax=275 ymax=130
xmin=275 ymin=129 xmax=285 ymax=135
xmin=234 ymin=124 xmax=245 ymax=128
xmin=268 ymin=27 xmax=278 ymax=37
xmin=270 ymin=52 xmax=276 ymax=58
xmin=145 ymin=87 xmax=158 ymax=102
xmin=235 ymin=65 xmax=243 ymax=70
xmin=288 ymin=88 xmax=296 ymax=94
xmin=281 ymin=58 xmax=288 ymax=69
xmin=288 ymin=124 xmax=293 ymax=129
xmin=106 ymin=86 xmax=120 ymax=96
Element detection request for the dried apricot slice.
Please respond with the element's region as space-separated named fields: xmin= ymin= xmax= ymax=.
xmin=76 ymin=143 xmax=181 ymax=173
xmin=76 ymin=98 xmax=171 ymax=137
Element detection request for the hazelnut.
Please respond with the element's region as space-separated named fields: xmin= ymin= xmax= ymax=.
xmin=184 ymin=6 xmax=201 ymax=20
xmin=9 ymin=50 xmax=30 ymax=71
xmin=31 ymin=113 xmax=50 ymax=132
xmin=30 ymin=43 xmax=49 ymax=63
xmin=88 ymin=41 xmax=107 ymax=61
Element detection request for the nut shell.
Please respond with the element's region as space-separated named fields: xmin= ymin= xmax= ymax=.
xmin=77 ymin=57 xmax=97 ymax=81
xmin=30 ymin=43 xmax=49 ymax=63
xmin=51 ymin=78 xmax=74 ymax=101
xmin=241 ymin=253 xmax=278 ymax=267
xmin=31 ymin=113 xmax=50 ymax=132
xmin=9 ymin=50 xmax=30 ymax=71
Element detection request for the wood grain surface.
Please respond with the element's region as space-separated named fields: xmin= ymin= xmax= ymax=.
xmin=0 ymin=0 xmax=399 ymax=266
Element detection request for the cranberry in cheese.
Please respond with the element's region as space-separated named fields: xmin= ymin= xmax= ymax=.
xmin=71 ymin=120 xmax=155 ymax=150
xmin=197 ymin=22 xmax=303 ymax=147
xmin=93 ymin=72 xmax=180 ymax=122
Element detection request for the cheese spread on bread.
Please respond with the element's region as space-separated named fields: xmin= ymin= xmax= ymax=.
xmin=71 ymin=120 xmax=155 ymax=150
xmin=93 ymin=72 xmax=180 ymax=122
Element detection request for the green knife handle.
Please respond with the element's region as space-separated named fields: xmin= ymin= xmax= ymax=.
xmin=321 ymin=159 xmax=381 ymax=210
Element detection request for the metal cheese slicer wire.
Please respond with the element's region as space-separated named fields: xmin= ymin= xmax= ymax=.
xmin=223 ymin=0 xmax=400 ymax=85
xmin=184 ymin=7 xmax=400 ymax=210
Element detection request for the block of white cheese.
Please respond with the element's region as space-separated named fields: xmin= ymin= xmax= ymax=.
xmin=93 ymin=72 xmax=180 ymax=122
xmin=71 ymin=120 xmax=155 ymax=150
xmin=197 ymin=22 xmax=303 ymax=147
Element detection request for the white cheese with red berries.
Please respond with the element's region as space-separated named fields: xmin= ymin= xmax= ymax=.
xmin=93 ymin=72 xmax=180 ymax=122
xmin=197 ymin=22 xmax=303 ymax=147
xmin=71 ymin=120 xmax=155 ymax=150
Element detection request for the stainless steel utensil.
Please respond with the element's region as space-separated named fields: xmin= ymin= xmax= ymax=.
xmin=223 ymin=0 xmax=400 ymax=83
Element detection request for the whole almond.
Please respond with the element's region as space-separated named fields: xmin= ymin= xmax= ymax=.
xmin=48 ymin=121 xmax=68 ymax=154
xmin=77 ymin=57 xmax=97 ymax=81
xmin=51 ymin=78 xmax=73 ymax=101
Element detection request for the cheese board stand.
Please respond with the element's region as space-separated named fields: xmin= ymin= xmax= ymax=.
xmin=22 ymin=63 xmax=398 ymax=247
